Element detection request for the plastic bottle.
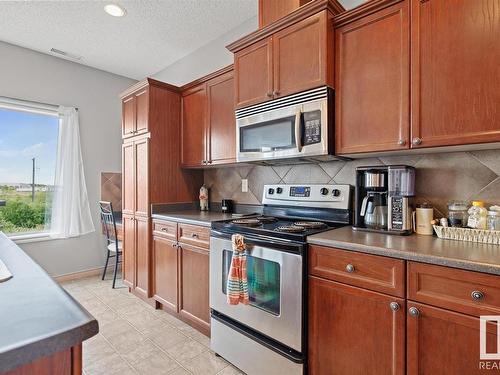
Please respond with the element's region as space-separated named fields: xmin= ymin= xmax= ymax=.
xmin=467 ymin=201 xmax=487 ymax=229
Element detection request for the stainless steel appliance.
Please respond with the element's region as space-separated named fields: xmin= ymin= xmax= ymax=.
xmin=236 ymin=87 xmax=344 ymax=164
xmin=354 ymin=165 xmax=415 ymax=235
xmin=210 ymin=184 xmax=352 ymax=375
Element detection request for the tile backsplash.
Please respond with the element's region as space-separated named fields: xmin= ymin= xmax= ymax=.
xmin=204 ymin=150 xmax=500 ymax=216
xmin=100 ymin=172 xmax=122 ymax=212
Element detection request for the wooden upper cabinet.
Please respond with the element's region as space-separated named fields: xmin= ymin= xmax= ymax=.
xmin=259 ymin=0 xmax=311 ymax=28
xmin=122 ymin=96 xmax=135 ymax=138
xmin=207 ymin=70 xmax=236 ymax=164
xmin=411 ymin=0 xmax=500 ymax=148
xmin=309 ymin=276 xmax=405 ymax=375
xmin=273 ymin=11 xmax=332 ymax=99
xmin=407 ymin=302 xmax=498 ymax=375
xmin=335 ymin=0 xmax=410 ymax=155
xmin=135 ymin=88 xmax=149 ymax=135
xmin=122 ymin=141 xmax=135 ymax=215
xmin=182 ymin=84 xmax=207 ymax=167
xmin=234 ymin=37 xmax=274 ymax=108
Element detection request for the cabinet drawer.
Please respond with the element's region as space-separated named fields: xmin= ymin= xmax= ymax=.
xmin=309 ymin=245 xmax=405 ymax=297
xmin=152 ymin=220 xmax=177 ymax=240
xmin=408 ymin=262 xmax=500 ymax=317
xmin=178 ymin=223 xmax=210 ymax=249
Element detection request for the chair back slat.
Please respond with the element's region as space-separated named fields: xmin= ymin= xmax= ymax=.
xmin=99 ymin=201 xmax=117 ymax=243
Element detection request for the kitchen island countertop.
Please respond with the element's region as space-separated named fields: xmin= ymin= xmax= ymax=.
xmin=0 ymin=232 xmax=98 ymax=372
xmin=308 ymin=226 xmax=500 ymax=276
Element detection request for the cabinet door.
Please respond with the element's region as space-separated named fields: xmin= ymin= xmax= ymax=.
xmin=309 ymin=276 xmax=405 ymax=375
xmin=335 ymin=1 xmax=409 ymax=154
xmin=135 ymin=88 xmax=149 ymax=135
xmin=135 ymin=215 xmax=151 ymax=298
xmin=134 ymin=137 xmax=149 ymax=217
xmin=122 ymin=141 xmax=135 ymax=215
xmin=234 ymin=37 xmax=273 ymax=108
xmin=259 ymin=0 xmax=306 ymax=28
xmin=181 ymin=84 xmax=207 ymax=167
xmin=179 ymin=243 xmax=210 ymax=334
xmin=411 ymin=0 xmax=500 ymax=148
xmin=207 ymin=70 xmax=236 ymax=164
xmin=152 ymin=236 xmax=179 ymax=313
xmin=122 ymin=95 xmax=135 ymax=138
xmin=273 ymin=11 xmax=332 ymax=99
xmin=407 ymin=302 xmax=498 ymax=374
xmin=122 ymin=214 xmax=135 ymax=288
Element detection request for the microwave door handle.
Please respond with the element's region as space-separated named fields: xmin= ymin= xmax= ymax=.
xmin=295 ymin=107 xmax=303 ymax=152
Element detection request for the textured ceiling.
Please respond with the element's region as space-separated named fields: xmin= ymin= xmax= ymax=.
xmin=0 ymin=0 xmax=257 ymax=80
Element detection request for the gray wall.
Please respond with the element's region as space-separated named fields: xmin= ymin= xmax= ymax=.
xmin=152 ymin=17 xmax=258 ymax=86
xmin=205 ymin=151 xmax=500 ymax=217
xmin=0 ymin=41 xmax=135 ymax=276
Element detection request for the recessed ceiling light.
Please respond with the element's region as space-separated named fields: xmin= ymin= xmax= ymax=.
xmin=104 ymin=3 xmax=127 ymax=17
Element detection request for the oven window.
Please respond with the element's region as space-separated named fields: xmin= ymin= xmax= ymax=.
xmin=240 ymin=116 xmax=295 ymax=153
xmin=222 ymin=250 xmax=281 ymax=316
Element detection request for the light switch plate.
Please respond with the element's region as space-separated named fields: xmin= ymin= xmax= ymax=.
xmin=241 ymin=179 xmax=248 ymax=193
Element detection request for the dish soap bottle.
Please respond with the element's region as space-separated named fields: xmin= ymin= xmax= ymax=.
xmin=467 ymin=201 xmax=487 ymax=229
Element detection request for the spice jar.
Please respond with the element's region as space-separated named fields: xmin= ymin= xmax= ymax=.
xmin=447 ymin=201 xmax=469 ymax=227
xmin=487 ymin=210 xmax=500 ymax=231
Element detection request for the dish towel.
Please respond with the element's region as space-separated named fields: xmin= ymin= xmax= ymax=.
xmin=227 ymin=234 xmax=249 ymax=305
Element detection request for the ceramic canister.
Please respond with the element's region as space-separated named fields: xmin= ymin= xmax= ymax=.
xmin=415 ymin=204 xmax=434 ymax=235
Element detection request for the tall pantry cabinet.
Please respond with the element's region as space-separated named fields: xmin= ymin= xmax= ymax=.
xmin=120 ymin=78 xmax=203 ymax=299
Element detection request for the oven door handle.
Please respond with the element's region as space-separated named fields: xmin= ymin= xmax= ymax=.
xmin=211 ymin=230 xmax=304 ymax=254
xmin=295 ymin=106 xmax=303 ymax=153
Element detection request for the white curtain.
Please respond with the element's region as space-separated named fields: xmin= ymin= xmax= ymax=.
xmin=50 ymin=106 xmax=95 ymax=239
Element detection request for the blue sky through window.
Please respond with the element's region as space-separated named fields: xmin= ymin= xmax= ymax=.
xmin=0 ymin=108 xmax=59 ymax=185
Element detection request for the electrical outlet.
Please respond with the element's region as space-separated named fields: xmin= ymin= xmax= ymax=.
xmin=241 ymin=179 xmax=248 ymax=193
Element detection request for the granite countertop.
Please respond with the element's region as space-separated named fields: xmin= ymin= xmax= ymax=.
xmin=307 ymin=226 xmax=500 ymax=276
xmin=151 ymin=210 xmax=235 ymax=227
xmin=0 ymin=233 xmax=98 ymax=372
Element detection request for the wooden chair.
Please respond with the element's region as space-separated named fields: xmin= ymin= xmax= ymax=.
xmin=99 ymin=201 xmax=122 ymax=288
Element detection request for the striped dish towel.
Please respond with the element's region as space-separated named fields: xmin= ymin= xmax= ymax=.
xmin=227 ymin=234 xmax=249 ymax=305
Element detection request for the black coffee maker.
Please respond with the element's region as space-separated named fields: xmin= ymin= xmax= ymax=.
xmin=353 ymin=165 xmax=415 ymax=235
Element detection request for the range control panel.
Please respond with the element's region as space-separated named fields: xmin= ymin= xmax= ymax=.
xmin=262 ymin=184 xmax=351 ymax=210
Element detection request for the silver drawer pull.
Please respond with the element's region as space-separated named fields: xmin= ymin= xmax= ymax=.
xmin=471 ymin=290 xmax=485 ymax=301
xmin=408 ymin=306 xmax=420 ymax=317
xmin=161 ymin=228 xmax=168 ymax=232
xmin=191 ymin=233 xmax=199 ymax=238
xmin=390 ymin=302 xmax=400 ymax=311
xmin=345 ymin=264 xmax=355 ymax=273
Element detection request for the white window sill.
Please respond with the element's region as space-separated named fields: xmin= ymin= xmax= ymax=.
xmin=8 ymin=232 xmax=57 ymax=244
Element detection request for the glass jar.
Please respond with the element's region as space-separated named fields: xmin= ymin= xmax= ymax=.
xmin=487 ymin=210 xmax=500 ymax=231
xmin=447 ymin=201 xmax=469 ymax=227
xmin=467 ymin=201 xmax=488 ymax=229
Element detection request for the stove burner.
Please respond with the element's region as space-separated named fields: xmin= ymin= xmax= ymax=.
xmin=275 ymin=225 xmax=306 ymax=233
xmin=231 ymin=219 xmax=262 ymax=227
xmin=293 ymin=221 xmax=327 ymax=229
xmin=253 ymin=216 xmax=278 ymax=223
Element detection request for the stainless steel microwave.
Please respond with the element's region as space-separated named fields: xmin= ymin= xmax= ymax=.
xmin=236 ymin=86 xmax=343 ymax=164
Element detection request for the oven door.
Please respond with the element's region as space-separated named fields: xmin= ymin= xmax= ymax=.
xmin=210 ymin=235 xmax=303 ymax=352
xmin=236 ymin=97 xmax=328 ymax=163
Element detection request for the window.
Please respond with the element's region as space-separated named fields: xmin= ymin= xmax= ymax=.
xmin=0 ymin=106 xmax=59 ymax=236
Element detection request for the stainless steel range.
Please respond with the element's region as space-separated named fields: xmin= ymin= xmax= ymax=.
xmin=210 ymin=184 xmax=352 ymax=375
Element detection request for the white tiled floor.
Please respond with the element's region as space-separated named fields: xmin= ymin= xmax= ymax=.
xmin=60 ymin=275 xmax=244 ymax=375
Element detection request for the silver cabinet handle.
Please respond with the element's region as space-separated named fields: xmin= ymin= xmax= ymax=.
xmin=471 ymin=290 xmax=485 ymax=301
xmin=390 ymin=302 xmax=400 ymax=311
xmin=273 ymin=90 xmax=280 ymax=96
xmin=408 ymin=306 xmax=420 ymax=317
xmin=171 ymin=242 xmax=177 ymax=248
xmin=161 ymin=228 xmax=168 ymax=232
xmin=128 ymin=130 xmax=134 ymax=134
xmin=266 ymin=92 xmax=273 ymax=98
xmin=412 ymin=137 xmax=422 ymax=145
xmin=191 ymin=233 xmax=199 ymax=238
xmin=345 ymin=264 xmax=355 ymax=273
xmin=398 ymin=139 xmax=406 ymax=146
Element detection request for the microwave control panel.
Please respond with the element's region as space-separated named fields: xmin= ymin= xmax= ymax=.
xmin=303 ymin=110 xmax=321 ymax=145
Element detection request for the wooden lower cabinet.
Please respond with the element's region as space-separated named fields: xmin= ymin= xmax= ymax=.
xmin=407 ymin=301 xmax=498 ymax=375
xmin=308 ymin=276 xmax=405 ymax=375
xmin=122 ymin=213 xmax=135 ymax=288
xmin=134 ymin=215 xmax=151 ymax=298
xmin=179 ymin=243 xmax=210 ymax=335
xmin=152 ymin=235 xmax=178 ymax=313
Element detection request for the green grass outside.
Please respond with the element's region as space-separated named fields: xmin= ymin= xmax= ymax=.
xmin=0 ymin=186 xmax=52 ymax=234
